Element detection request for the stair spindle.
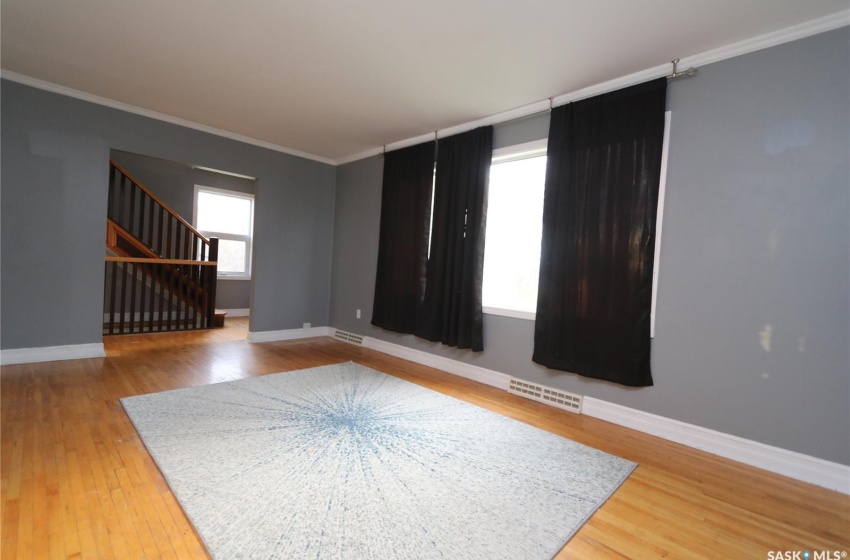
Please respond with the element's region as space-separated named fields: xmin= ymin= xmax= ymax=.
xmin=104 ymin=160 xmax=221 ymax=335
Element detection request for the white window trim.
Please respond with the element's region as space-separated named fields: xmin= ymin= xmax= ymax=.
xmin=482 ymin=306 xmax=536 ymax=321
xmin=482 ymin=111 xmax=671 ymax=331
xmin=491 ymin=138 xmax=547 ymax=164
xmin=650 ymin=111 xmax=672 ymax=338
xmin=193 ymin=184 xmax=255 ymax=280
xmin=483 ymin=139 xmax=548 ymax=320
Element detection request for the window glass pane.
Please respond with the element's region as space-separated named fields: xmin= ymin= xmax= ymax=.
xmin=216 ymin=239 xmax=247 ymax=274
xmin=197 ymin=191 xmax=252 ymax=235
xmin=483 ymin=156 xmax=547 ymax=313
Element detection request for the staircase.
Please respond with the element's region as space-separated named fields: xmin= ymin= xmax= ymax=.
xmin=103 ymin=160 xmax=224 ymax=335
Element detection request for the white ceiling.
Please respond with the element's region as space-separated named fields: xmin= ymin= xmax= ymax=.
xmin=1 ymin=0 xmax=847 ymax=163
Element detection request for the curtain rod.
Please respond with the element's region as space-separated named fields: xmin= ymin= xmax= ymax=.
xmin=490 ymin=58 xmax=698 ymax=121
xmin=375 ymin=58 xmax=698 ymax=158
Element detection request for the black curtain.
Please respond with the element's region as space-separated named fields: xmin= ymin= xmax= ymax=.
xmin=416 ymin=126 xmax=493 ymax=351
xmin=371 ymin=141 xmax=436 ymax=333
xmin=533 ymin=78 xmax=667 ymax=387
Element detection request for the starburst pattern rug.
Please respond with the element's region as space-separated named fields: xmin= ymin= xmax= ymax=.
xmin=121 ymin=361 xmax=636 ymax=559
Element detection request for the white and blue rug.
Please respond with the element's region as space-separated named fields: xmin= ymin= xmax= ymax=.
xmin=121 ymin=361 xmax=636 ymax=559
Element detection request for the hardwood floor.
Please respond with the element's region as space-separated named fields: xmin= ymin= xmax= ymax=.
xmin=2 ymin=319 xmax=848 ymax=559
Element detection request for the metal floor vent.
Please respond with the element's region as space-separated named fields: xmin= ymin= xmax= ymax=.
xmin=508 ymin=379 xmax=582 ymax=414
xmin=333 ymin=330 xmax=363 ymax=346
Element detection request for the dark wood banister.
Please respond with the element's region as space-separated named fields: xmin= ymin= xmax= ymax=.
xmin=105 ymin=159 xmax=220 ymax=334
xmin=110 ymin=159 xmax=211 ymax=247
xmin=107 ymin=218 xmax=160 ymax=258
xmin=105 ymin=256 xmax=218 ymax=265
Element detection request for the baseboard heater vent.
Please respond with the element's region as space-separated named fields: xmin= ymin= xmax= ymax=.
xmin=333 ymin=330 xmax=363 ymax=346
xmin=507 ymin=378 xmax=582 ymax=414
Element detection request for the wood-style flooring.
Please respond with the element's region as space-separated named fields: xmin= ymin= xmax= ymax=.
xmin=2 ymin=318 xmax=848 ymax=559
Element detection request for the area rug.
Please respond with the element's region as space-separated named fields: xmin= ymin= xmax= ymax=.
xmin=121 ymin=361 xmax=636 ymax=559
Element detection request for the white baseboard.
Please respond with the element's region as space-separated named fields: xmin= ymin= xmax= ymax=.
xmin=581 ymin=398 xmax=850 ymax=494
xmin=341 ymin=332 xmax=850 ymax=494
xmin=219 ymin=308 xmax=250 ymax=317
xmin=360 ymin=334 xmax=512 ymax=390
xmin=247 ymin=326 xmax=331 ymax=343
xmin=0 ymin=343 xmax=106 ymax=366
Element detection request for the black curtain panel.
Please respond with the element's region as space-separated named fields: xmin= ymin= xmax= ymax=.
xmin=533 ymin=78 xmax=667 ymax=387
xmin=371 ymin=141 xmax=436 ymax=334
xmin=416 ymin=126 xmax=493 ymax=351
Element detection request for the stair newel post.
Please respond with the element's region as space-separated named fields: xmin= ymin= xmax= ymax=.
xmin=206 ymin=238 xmax=219 ymax=328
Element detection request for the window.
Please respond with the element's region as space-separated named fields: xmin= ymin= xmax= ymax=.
xmin=482 ymin=139 xmax=547 ymax=320
xmin=482 ymin=113 xmax=670 ymax=330
xmin=650 ymin=111 xmax=672 ymax=338
xmin=193 ymin=185 xmax=254 ymax=279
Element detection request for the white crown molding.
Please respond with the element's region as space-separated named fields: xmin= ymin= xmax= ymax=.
xmin=681 ymin=9 xmax=849 ymax=70
xmin=247 ymin=326 xmax=331 ymax=343
xmin=0 ymin=343 xmax=106 ymax=366
xmin=0 ymin=70 xmax=336 ymax=166
xmin=581 ymin=397 xmax=850 ymax=494
xmin=3 ymin=11 xmax=846 ymax=167
xmin=548 ymin=10 xmax=850 ymax=108
xmin=335 ymin=98 xmax=552 ymax=166
xmin=338 ymin=10 xmax=849 ymax=166
xmin=341 ymin=331 xmax=849 ymax=494
xmin=335 ymin=147 xmax=385 ymax=166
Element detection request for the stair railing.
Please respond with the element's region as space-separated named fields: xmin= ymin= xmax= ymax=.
xmin=107 ymin=160 xmax=211 ymax=261
xmin=104 ymin=160 xmax=219 ymax=334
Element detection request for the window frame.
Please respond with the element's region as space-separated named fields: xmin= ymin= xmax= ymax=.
xmin=650 ymin=111 xmax=672 ymax=338
xmin=480 ymin=111 xmax=670 ymax=333
xmin=482 ymin=139 xmax=548 ymax=321
xmin=193 ymin=184 xmax=255 ymax=280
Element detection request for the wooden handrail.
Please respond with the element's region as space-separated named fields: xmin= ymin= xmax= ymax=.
xmin=105 ymin=162 xmax=220 ymax=334
xmin=105 ymin=256 xmax=218 ymax=266
xmin=110 ymin=159 xmax=210 ymax=245
xmin=107 ymin=219 xmax=160 ymax=258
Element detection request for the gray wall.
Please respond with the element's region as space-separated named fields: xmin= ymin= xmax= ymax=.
xmin=213 ymin=281 xmax=251 ymax=311
xmin=1 ymin=80 xmax=336 ymax=349
xmin=329 ymin=29 xmax=850 ymax=464
xmin=110 ymin=150 xmax=256 ymax=310
xmin=110 ymin=150 xmax=256 ymax=224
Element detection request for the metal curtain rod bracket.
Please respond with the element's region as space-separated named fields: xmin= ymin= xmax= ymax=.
xmin=668 ymin=58 xmax=698 ymax=79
